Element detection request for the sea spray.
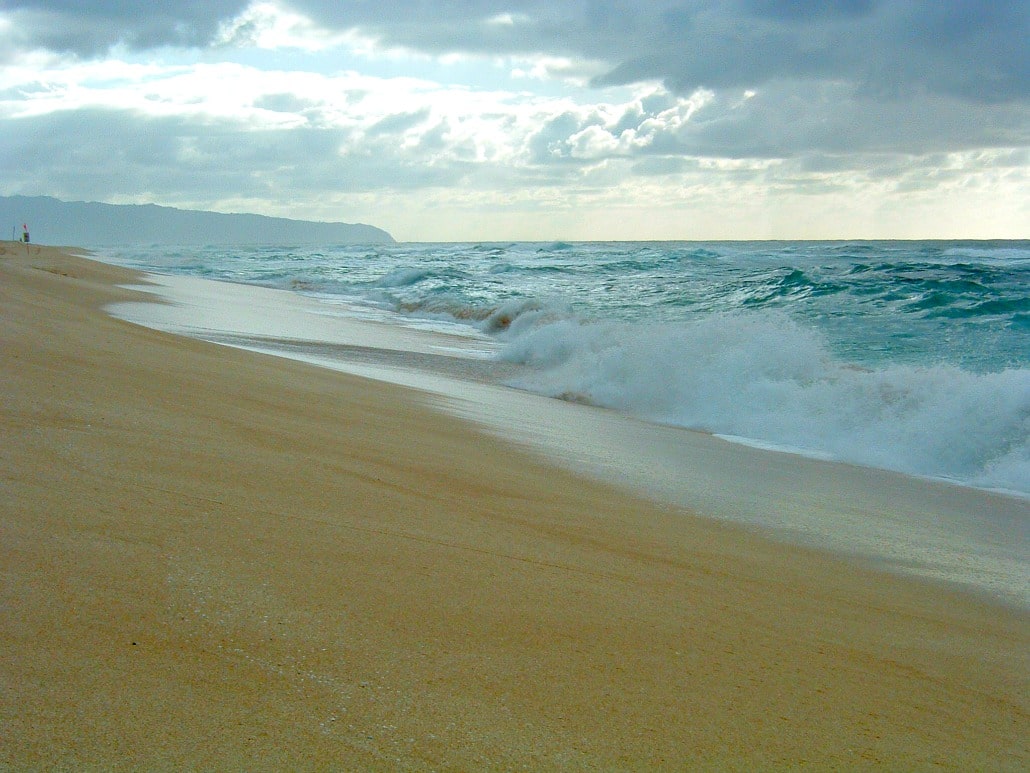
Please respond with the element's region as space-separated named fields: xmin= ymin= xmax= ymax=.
xmin=499 ymin=311 xmax=1030 ymax=493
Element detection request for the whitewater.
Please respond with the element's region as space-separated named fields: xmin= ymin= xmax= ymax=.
xmin=104 ymin=240 xmax=1029 ymax=498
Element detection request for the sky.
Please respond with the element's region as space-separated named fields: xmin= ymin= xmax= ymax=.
xmin=0 ymin=1 xmax=1027 ymax=241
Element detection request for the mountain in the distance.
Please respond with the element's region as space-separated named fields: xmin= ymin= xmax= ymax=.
xmin=0 ymin=195 xmax=395 ymax=246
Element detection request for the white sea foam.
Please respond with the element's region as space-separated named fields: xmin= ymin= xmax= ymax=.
xmin=499 ymin=311 xmax=1030 ymax=495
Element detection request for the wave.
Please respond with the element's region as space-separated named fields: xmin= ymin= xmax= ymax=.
xmin=481 ymin=298 xmax=572 ymax=333
xmin=373 ymin=267 xmax=437 ymax=288
xmin=928 ymin=296 xmax=1030 ymax=320
xmin=942 ymin=244 xmax=1030 ymax=265
xmin=103 ymin=242 xmax=1027 ymax=495
xmin=395 ymin=295 xmax=492 ymax=322
xmin=498 ymin=311 xmax=1030 ymax=495
xmin=392 ymin=295 xmax=572 ymax=333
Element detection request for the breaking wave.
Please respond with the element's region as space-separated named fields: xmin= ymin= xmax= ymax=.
xmin=498 ymin=312 xmax=1030 ymax=495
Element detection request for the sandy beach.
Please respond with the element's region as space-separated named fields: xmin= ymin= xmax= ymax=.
xmin=1 ymin=243 xmax=1027 ymax=769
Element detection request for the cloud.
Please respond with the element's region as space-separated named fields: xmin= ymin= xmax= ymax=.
xmin=0 ymin=54 xmax=577 ymax=202
xmin=0 ymin=105 xmax=466 ymax=207
xmin=743 ymin=1 xmax=876 ymax=21
xmin=3 ymin=1 xmax=249 ymax=56
xmin=519 ymin=79 xmax=1027 ymax=167
xmin=0 ymin=1 xmax=1026 ymax=238
xmin=277 ymin=1 xmax=1030 ymax=103
xmin=2 ymin=100 xmax=1024 ymax=240
xmin=589 ymin=2 xmax=1028 ymax=105
xmin=5 ymin=2 xmax=1027 ymax=157
xmin=9 ymin=2 xmax=1028 ymax=100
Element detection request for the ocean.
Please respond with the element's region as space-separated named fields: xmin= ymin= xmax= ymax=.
xmin=104 ymin=240 xmax=1029 ymax=498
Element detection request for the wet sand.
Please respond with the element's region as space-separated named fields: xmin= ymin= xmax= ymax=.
xmin=1 ymin=243 xmax=1027 ymax=769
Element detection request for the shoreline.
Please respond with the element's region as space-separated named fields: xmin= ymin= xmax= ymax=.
xmin=2 ymin=243 xmax=1027 ymax=769
xmin=109 ymin=269 xmax=1030 ymax=610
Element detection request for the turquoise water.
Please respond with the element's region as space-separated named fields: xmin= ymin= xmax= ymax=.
xmin=105 ymin=240 xmax=1029 ymax=495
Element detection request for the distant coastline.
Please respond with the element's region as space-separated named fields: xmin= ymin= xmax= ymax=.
xmin=0 ymin=195 xmax=394 ymax=247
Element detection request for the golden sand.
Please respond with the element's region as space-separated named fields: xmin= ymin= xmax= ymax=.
xmin=1 ymin=243 xmax=1027 ymax=769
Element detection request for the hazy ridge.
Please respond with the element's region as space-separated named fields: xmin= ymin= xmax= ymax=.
xmin=0 ymin=195 xmax=394 ymax=246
